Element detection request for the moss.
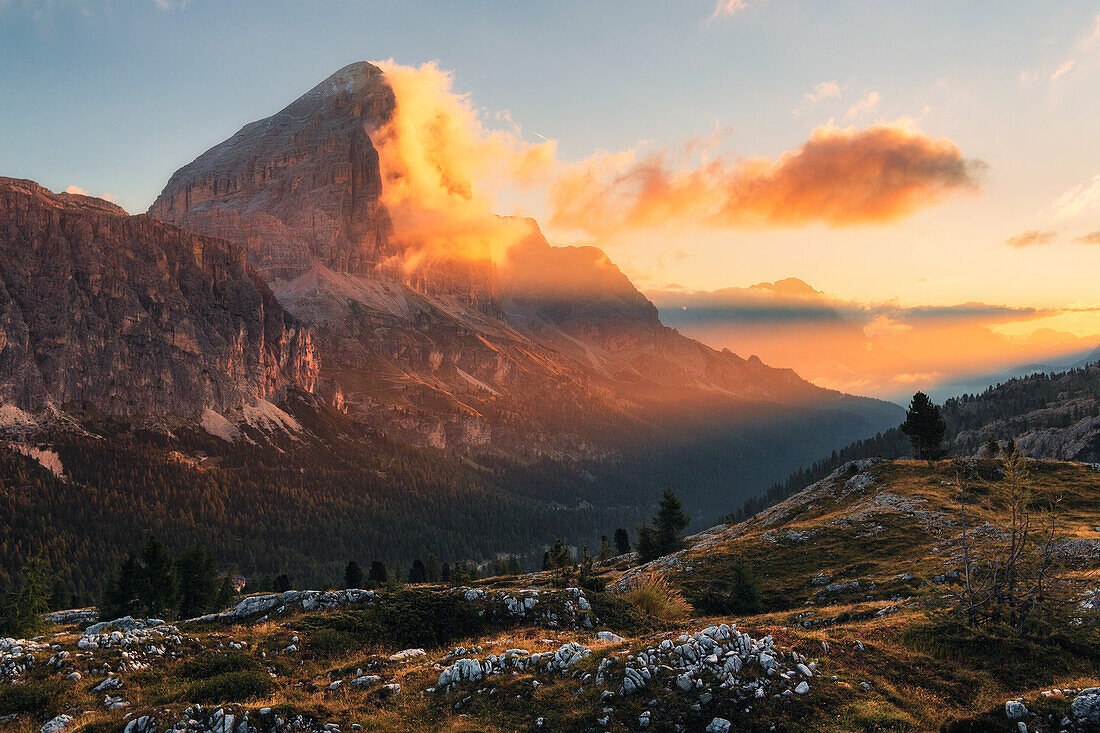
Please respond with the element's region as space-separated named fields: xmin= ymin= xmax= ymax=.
xmin=296 ymin=589 xmax=494 ymax=650
xmin=184 ymin=669 xmax=276 ymax=704
xmin=0 ymin=679 xmax=65 ymax=716
xmin=174 ymin=650 xmax=266 ymax=680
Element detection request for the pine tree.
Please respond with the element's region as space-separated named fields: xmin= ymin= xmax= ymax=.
xmin=727 ymin=560 xmax=763 ymax=614
xmin=49 ymin=578 xmax=68 ymax=611
xmin=138 ymin=535 xmax=180 ymax=619
xmin=177 ymin=545 xmax=217 ymax=619
xmin=100 ymin=553 xmax=141 ymax=620
xmin=985 ymin=437 xmax=1000 ymax=458
xmin=425 ymin=554 xmax=441 ymax=583
xmin=614 ymin=528 xmax=631 ymax=555
xmin=0 ymin=556 xmax=52 ymax=637
xmin=367 ymin=561 xmax=388 ymax=587
xmin=598 ymin=535 xmax=614 ymax=561
xmin=636 ymin=521 xmax=659 ymax=562
xmin=545 ymin=539 xmax=571 ymax=569
xmin=636 ymin=490 xmax=691 ymax=562
xmin=344 ymin=560 xmax=364 ymax=589
xmin=900 ymin=392 xmax=947 ymax=460
xmin=408 ymin=558 xmax=427 ymax=583
xmin=441 ymin=563 xmax=451 ymax=583
xmin=655 ymin=488 xmax=690 ymax=554
xmin=212 ymin=575 xmax=234 ymax=610
xmin=275 ymin=574 xmax=292 ymax=592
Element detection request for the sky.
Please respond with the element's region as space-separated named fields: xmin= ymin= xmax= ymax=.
xmin=1 ymin=0 xmax=1098 ymax=399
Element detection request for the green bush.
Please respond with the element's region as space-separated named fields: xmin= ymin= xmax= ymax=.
xmin=0 ymin=679 xmax=63 ymax=716
xmin=298 ymin=589 xmax=494 ymax=649
xmin=174 ymin=651 xmax=264 ymax=680
xmin=306 ymin=628 xmax=356 ymax=658
xmin=185 ymin=669 xmax=275 ymax=704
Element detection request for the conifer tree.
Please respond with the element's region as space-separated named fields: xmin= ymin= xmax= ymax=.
xmin=614 ymin=528 xmax=631 ymax=555
xmin=408 ymin=558 xmax=427 ymax=583
xmin=0 ymin=556 xmax=51 ymax=636
xmin=425 ymin=554 xmax=441 ymax=582
xmin=655 ymin=488 xmax=690 ymax=554
xmin=637 ymin=489 xmax=691 ymax=561
xmin=900 ymin=391 xmax=947 ymax=460
xmin=598 ymin=535 xmax=614 ymax=561
xmin=636 ymin=521 xmax=659 ymax=562
xmin=367 ymin=560 xmax=388 ymax=587
xmin=177 ymin=545 xmax=217 ymax=619
xmin=138 ymin=535 xmax=180 ymax=619
xmin=344 ymin=560 xmax=364 ymax=589
xmin=212 ymin=575 xmax=235 ymax=610
xmin=49 ymin=578 xmax=68 ymax=612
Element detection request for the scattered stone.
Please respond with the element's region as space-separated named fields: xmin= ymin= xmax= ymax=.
xmin=388 ymin=648 xmax=426 ymax=663
xmin=1071 ymin=688 xmax=1100 ymax=724
xmin=1005 ymin=700 xmax=1028 ymax=720
xmin=39 ymin=715 xmax=73 ymax=733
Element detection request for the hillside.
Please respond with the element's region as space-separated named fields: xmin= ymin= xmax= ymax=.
xmin=738 ymin=361 xmax=1100 ymax=522
xmin=4 ymin=459 xmax=1097 ymax=732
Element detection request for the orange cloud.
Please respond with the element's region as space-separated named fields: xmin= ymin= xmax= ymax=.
xmin=370 ymin=60 xmax=556 ymax=268
xmin=710 ymin=0 xmax=759 ymax=20
xmin=1006 ymin=229 xmax=1058 ymax=248
xmin=550 ymin=122 xmax=983 ymax=236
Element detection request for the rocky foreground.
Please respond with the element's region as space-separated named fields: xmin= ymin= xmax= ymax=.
xmin=3 ymin=459 xmax=1100 ymax=732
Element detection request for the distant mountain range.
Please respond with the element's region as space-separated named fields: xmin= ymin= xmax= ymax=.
xmin=926 ymin=345 xmax=1100 ymax=402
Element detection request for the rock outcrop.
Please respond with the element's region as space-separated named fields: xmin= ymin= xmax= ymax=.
xmin=149 ymin=62 xmax=396 ymax=283
xmin=0 ymin=177 xmax=317 ymax=419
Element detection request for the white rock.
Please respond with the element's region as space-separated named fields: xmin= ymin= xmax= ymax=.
xmin=706 ymin=718 xmax=732 ymax=733
xmin=39 ymin=715 xmax=73 ymax=733
xmin=794 ymin=681 xmax=810 ymax=694
xmin=1072 ymin=688 xmax=1100 ymax=723
xmin=1005 ymin=700 xmax=1028 ymax=720
xmin=388 ymin=648 xmax=426 ymax=662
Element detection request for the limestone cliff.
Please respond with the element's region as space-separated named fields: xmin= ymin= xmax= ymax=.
xmin=0 ymin=177 xmax=317 ymax=418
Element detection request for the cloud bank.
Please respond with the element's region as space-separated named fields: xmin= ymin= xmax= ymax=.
xmin=550 ymin=123 xmax=983 ymax=236
xmin=649 ymin=280 xmax=1099 ymax=399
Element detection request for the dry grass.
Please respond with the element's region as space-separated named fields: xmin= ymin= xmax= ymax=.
xmin=616 ymin=573 xmax=692 ymax=621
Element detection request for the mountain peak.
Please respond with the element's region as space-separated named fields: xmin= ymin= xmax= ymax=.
xmin=280 ymin=61 xmax=391 ymax=120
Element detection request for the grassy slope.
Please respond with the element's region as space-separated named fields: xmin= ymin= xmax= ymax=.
xmin=5 ymin=460 xmax=1098 ymax=733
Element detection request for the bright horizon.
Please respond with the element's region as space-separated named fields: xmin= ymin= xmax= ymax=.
xmin=2 ymin=0 xmax=1097 ymax=399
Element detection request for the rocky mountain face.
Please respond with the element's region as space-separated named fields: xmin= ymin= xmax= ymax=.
xmin=147 ymin=62 xmax=901 ymax=456
xmin=501 ymin=222 xmax=833 ymax=405
xmin=149 ymin=62 xmax=397 ymax=283
xmin=948 ymin=360 xmax=1100 ymax=463
xmin=0 ymin=177 xmax=317 ymax=420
